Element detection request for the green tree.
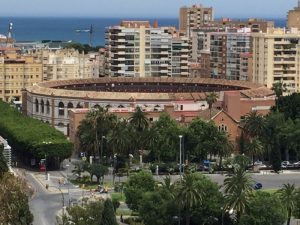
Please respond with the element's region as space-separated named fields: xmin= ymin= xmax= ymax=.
xmin=88 ymin=163 xmax=109 ymax=183
xmin=149 ymin=113 xmax=183 ymax=162
xmin=77 ymin=107 xmax=117 ymax=158
xmin=223 ymin=167 xmax=253 ymax=223
xmin=129 ymin=107 xmax=150 ymax=153
xmin=129 ymin=106 xmax=149 ymax=132
xmin=101 ymin=199 xmax=118 ymax=225
xmin=243 ymin=111 xmax=266 ymax=139
xmin=272 ymin=81 xmax=286 ymax=111
xmin=107 ymin=120 xmax=132 ymax=156
xmin=277 ymin=183 xmax=299 ymax=225
xmin=239 ymin=191 xmax=286 ymax=225
xmin=274 ymin=93 xmax=300 ymax=120
xmin=61 ymin=200 xmax=104 ymax=225
xmin=187 ymin=118 xmax=221 ymax=160
xmin=139 ymin=191 xmax=178 ymax=225
xmin=245 ymin=138 xmax=264 ymax=166
xmin=124 ymin=171 xmax=156 ymax=211
xmin=0 ymin=173 xmax=33 ymax=225
xmin=0 ymin=144 xmax=8 ymax=178
xmin=190 ymin=174 xmax=224 ymax=225
xmin=206 ymin=92 xmax=218 ymax=120
xmin=293 ymin=190 xmax=300 ymax=219
xmin=217 ymin=133 xmax=234 ymax=168
xmin=176 ymin=173 xmax=203 ymax=225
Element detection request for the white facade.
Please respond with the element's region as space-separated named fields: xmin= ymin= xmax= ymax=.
xmin=0 ymin=136 xmax=11 ymax=167
xmin=105 ymin=22 xmax=189 ymax=78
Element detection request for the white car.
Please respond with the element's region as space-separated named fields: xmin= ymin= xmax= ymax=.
xmin=293 ymin=161 xmax=300 ymax=168
xmin=281 ymin=161 xmax=292 ymax=168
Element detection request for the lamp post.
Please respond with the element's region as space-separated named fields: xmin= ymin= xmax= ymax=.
xmin=101 ymin=136 xmax=105 ymax=162
xmin=179 ymin=135 xmax=183 ymax=181
xmin=65 ymin=164 xmax=71 ymax=207
xmin=42 ymin=141 xmax=52 ymax=180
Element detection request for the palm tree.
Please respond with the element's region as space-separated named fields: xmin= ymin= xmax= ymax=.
xmin=108 ymin=120 xmax=132 ymax=156
xmin=129 ymin=106 xmax=149 ymax=132
xmin=223 ymin=167 xmax=253 ymax=223
xmin=245 ymin=138 xmax=264 ymax=166
xmin=217 ymin=133 xmax=234 ymax=168
xmin=243 ymin=111 xmax=266 ymax=139
xmin=277 ymin=183 xmax=298 ymax=225
xmin=176 ymin=174 xmax=203 ymax=225
xmin=206 ymin=92 xmax=218 ymax=120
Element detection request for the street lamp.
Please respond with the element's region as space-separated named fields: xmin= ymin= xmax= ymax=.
xmin=179 ymin=135 xmax=183 ymax=180
xmin=100 ymin=136 xmax=106 ymax=162
xmin=42 ymin=141 xmax=52 ymax=180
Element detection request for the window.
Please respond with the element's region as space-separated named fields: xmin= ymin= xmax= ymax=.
xmin=41 ymin=100 xmax=44 ymax=114
xmin=67 ymin=102 xmax=74 ymax=109
xmin=46 ymin=101 xmax=50 ymax=114
xmin=218 ymin=124 xmax=228 ymax=132
xmin=35 ymin=99 xmax=39 ymax=113
xmin=58 ymin=102 xmax=65 ymax=116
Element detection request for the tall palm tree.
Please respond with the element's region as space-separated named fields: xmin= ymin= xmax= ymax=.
xmin=243 ymin=111 xmax=266 ymax=139
xmin=272 ymin=81 xmax=286 ymax=111
xmin=245 ymin=138 xmax=264 ymax=166
xmin=108 ymin=120 xmax=132 ymax=156
xmin=206 ymin=92 xmax=218 ymax=120
xmin=176 ymin=174 xmax=203 ymax=225
xmin=129 ymin=106 xmax=149 ymax=132
xmin=217 ymin=133 xmax=234 ymax=168
xmin=223 ymin=167 xmax=253 ymax=223
xmin=277 ymin=183 xmax=298 ymax=225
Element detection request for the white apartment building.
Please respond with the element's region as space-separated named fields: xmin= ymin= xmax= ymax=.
xmin=105 ymin=21 xmax=189 ymax=77
xmin=252 ymin=28 xmax=300 ymax=93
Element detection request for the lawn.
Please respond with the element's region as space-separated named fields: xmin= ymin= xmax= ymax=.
xmin=111 ymin=192 xmax=126 ymax=202
xmin=260 ymin=188 xmax=278 ymax=194
xmin=70 ymin=179 xmax=113 ymax=190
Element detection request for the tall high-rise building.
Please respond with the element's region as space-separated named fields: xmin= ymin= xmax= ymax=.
xmin=179 ymin=4 xmax=214 ymax=37
xmin=105 ymin=21 xmax=189 ymax=77
xmin=287 ymin=1 xmax=300 ymax=29
xmin=210 ymin=28 xmax=251 ymax=80
xmin=252 ymin=28 xmax=300 ymax=93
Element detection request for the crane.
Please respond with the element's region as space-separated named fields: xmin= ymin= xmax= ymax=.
xmin=75 ymin=24 xmax=94 ymax=47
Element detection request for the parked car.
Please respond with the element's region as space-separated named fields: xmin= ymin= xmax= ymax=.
xmin=253 ymin=182 xmax=263 ymax=190
xmin=281 ymin=161 xmax=293 ymax=168
xmin=293 ymin=161 xmax=300 ymax=168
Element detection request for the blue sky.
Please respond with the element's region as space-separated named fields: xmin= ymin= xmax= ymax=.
xmin=0 ymin=0 xmax=296 ymax=18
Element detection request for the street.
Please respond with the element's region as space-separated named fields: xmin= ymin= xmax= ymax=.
xmin=20 ymin=165 xmax=300 ymax=225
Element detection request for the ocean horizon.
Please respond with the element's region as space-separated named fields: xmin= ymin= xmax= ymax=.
xmin=0 ymin=17 xmax=287 ymax=46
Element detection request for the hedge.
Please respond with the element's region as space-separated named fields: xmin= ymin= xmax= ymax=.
xmin=0 ymin=101 xmax=73 ymax=164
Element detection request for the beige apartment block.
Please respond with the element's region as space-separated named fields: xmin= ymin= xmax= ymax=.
xmin=0 ymin=53 xmax=43 ymax=102
xmin=179 ymin=4 xmax=214 ymax=37
xmin=32 ymin=49 xmax=101 ymax=81
xmin=288 ymin=1 xmax=300 ymax=29
xmin=252 ymin=28 xmax=300 ymax=93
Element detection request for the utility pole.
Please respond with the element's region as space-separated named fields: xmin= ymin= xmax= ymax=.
xmin=179 ymin=135 xmax=183 ymax=181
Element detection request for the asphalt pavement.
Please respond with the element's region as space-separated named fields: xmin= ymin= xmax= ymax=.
xmin=17 ymin=161 xmax=300 ymax=225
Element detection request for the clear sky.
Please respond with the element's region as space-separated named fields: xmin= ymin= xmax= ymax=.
xmin=0 ymin=0 xmax=297 ymax=18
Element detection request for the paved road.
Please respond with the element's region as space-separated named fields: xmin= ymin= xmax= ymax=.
xmin=24 ymin=172 xmax=63 ymax=225
xmin=104 ymin=171 xmax=300 ymax=189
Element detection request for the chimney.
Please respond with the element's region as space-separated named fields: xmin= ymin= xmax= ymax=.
xmin=153 ymin=20 xmax=158 ymax=28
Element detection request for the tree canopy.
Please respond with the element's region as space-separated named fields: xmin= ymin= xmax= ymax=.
xmin=0 ymin=101 xmax=73 ymax=166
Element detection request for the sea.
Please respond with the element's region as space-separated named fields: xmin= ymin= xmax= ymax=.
xmin=0 ymin=17 xmax=287 ymax=46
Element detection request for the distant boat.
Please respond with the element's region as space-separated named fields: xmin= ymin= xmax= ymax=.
xmin=75 ymin=29 xmax=90 ymax=33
